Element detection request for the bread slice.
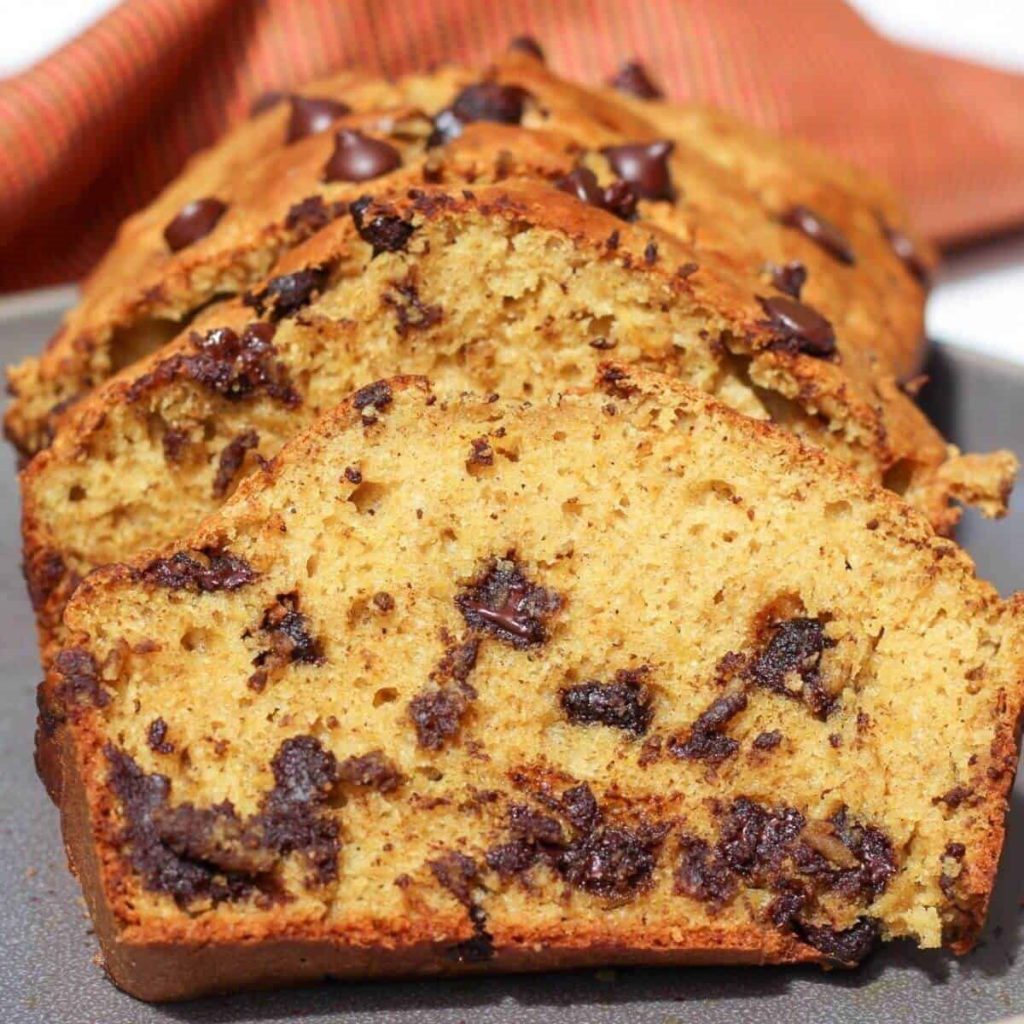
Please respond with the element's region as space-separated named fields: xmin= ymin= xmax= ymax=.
xmin=6 ymin=47 xmax=933 ymax=459
xmin=46 ymin=367 xmax=1023 ymax=1000
xmin=23 ymin=181 xmax=1016 ymax=679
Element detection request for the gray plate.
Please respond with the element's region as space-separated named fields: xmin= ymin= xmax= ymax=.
xmin=1 ymin=294 xmax=1022 ymax=1023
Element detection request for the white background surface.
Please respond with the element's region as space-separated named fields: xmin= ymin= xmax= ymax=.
xmin=0 ymin=0 xmax=1021 ymax=364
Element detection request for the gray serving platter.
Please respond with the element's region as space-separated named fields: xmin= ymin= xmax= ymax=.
xmin=0 ymin=290 xmax=1022 ymax=1024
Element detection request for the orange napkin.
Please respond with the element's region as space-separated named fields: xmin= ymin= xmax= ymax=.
xmin=1 ymin=0 xmax=1022 ymax=292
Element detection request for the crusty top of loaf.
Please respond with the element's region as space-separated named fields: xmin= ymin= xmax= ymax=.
xmin=49 ymin=367 xmax=1024 ymax=975
xmin=5 ymin=46 xmax=934 ymax=460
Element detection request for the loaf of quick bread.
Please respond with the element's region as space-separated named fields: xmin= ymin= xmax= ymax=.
xmin=45 ymin=369 xmax=1024 ymax=1001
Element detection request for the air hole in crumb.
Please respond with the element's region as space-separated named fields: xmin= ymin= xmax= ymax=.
xmin=418 ymin=766 xmax=444 ymax=781
xmin=374 ymin=686 xmax=399 ymax=706
xmin=882 ymin=460 xmax=913 ymax=496
xmin=180 ymin=628 xmax=210 ymax=652
xmin=562 ymin=498 xmax=582 ymax=517
xmin=348 ymin=480 xmax=389 ymax=515
xmin=825 ymin=500 xmax=852 ymax=520
xmin=306 ymin=553 xmax=320 ymax=578
xmin=69 ymin=484 xmax=86 ymax=502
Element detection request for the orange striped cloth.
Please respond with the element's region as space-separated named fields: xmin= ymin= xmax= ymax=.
xmin=1 ymin=0 xmax=1023 ymax=292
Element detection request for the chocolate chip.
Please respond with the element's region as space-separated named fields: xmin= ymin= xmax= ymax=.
xmin=23 ymin=549 xmax=68 ymax=614
xmin=668 ymin=690 xmax=748 ymax=764
xmin=140 ymin=547 xmax=257 ymax=593
xmin=644 ymin=240 xmax=658 ymax=265
xmin=508 ymin=35 xmax=545 ymax=61
xmin=558 ymin=821 xmax=670 ymax=900
xmin=780 ymin=205 xmax=855 ymax=265
xmin=602 ymin=141 xmax=675 ymax=201
xmin=243 ymin=266 xmax=330 ymax=321
xmin=467 ymin=437 xmax=494 ymax=468
xmin=409 ymin=686 xmax=472 ymax=750
xmin=757 ymin=295 xmax=837 ymax=359
xmin=285 ymin=194 xmax=343 ymax=237
xmin=561 ymin=783 xmax=603 ymax=833
xmin=344 ymin=465 xmax=362 ymax=484
xmin=211 ymin=428 xmax=259 ymax=498
xmin=53 ymin=647 xmax=109 ymax=712
xmin=324 ymin=130 xmax=402 ymax=182
xmin=352 ymin=379 xmax=393 ymax=411
xmin=554 ymin=166 xmax=639 ymax=221
xmin=382 ymin=274 xmax=442 ymax=335
xmin=253 ymin=592 xmax=324 ymax=669
xmin=429 ymin=81 xmax=531 ymax=147
xmin=146 ymin=717 xmax=174 ymax=754
xmin=453 ymin=81 xmax=530 ymax=125
xmin=163 ymin=197 xmax=227 ymax=252
xmin=609 ymin=61 xmax=663 ymax=99
xmin=372 ymin=591 xmax=395 ymax=612
xmin=675 ymin=833 xmax=736 ymax=905
xmin=752 ymin=730 xmax=783 ymax=751
xmin=127 ymin=322 xmax=301 ymax=407
xmin=286 ymin=95 xmax=350 ymax=143
xmin=455 ymin=555 xmax=563 ymax=648
xmin=797 ymin=917 xmax=879 ymax=964
xmin=768 ymin=260 xmax=807 ymax=299
xmin=881 ymin=220 xmax=930 ymax=286
xmin=748 ymin=615 xmax=838 ymax=718
xmin=350 ymin=196 xmax=415 ymax=256
xmin=429 ymin=850 xmax=479 ymax=905
xmin=559 ymin=667 xmax=653 ymax=736
xmin=337 ymin=750 xmax=404 ymax=792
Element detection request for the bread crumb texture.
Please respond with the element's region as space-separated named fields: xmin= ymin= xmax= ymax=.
xmin=49 ymin=370 xmax=1024 ymax=997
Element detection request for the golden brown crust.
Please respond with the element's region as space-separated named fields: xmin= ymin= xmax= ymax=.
xmin=47 ymin=369 xmax=1024 ymax=1000
xmin=8 ymin=53 xmax=934 ymax=459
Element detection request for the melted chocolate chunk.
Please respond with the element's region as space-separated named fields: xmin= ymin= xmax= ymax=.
xmin=752 ymin=729 xmax=783 ymax=751
xmin=560 ymin=783 xmax=603 ymax=833
xmin=53 ymin=647 xmax=109 ymax=711
xmin=254 ymin=592 xmax=324 ymax=668
xmin=409 ymin=686 xmax=472 ymax=750
xmin=602 ymin=141 xmax=675 ymax=201
xmin=212 ymin=428 xmax=259 ymax=498
xmin=285 ymin=194 xmax=344 ymax=237
xmin=797 ymin=917 xmax=879 ymax=964
xmin=554 ymin=166 xmax=639 ymax=222
xmin=675 ymin=833 xmax=736 ymax=906
xmin=153 ymin=801 xmax=273 ymax=875
xmin=324 ymin=129 xmax=402 ymax=182
xmin=828 ymin=807 xmax=896 ymax=899
xmin=609 ymin=61 xmax=663 ymax=99
xmin=486 ymin=804 xmax=567 ymax=879
xmin=372 ymin=591 xmax=395 ymax=612
xmin=780 ymin=205 xmax=855 ymax=265
xmin=106 ymin=746 xmax=260 ymax=905
xmin=429 ymin=850 xmax=479 ymax=905
xmin=450 ymin=904 xmax=495 ymax=962
xmin=717 ymin=797 xmax=806 ymax=878
xmin=559 ymin=667 xmax=654 ymax=736
xmin=433 ymin=636 xmax=481 ymax=685
xmin=383 ymin=275 xmax=443 ymax=335
xmin=257 ymin=736 xmax=341 ymax=884
xmin=881 ymin=220 xmax=930 ymax=286
xmin=352 ymin=379 xmax=394 ymax=411
xmin=337 ymin=750 xmax=404 ymax=793
xmin=467 ymin=437 xmax=494 ymax=468
xmin=758 ymin=295 xmax=837 ymax=359
xmin=669 ymin=690 xmax=747 ymax=764
xmin=558 ymin=821 xmax=669 ymax=899
xmin=140 ymin=547 xmax=256 ymax=593
xmin=350 ymin=195 xmax=415 ymax=256
xmin=146 ymin=717 xmax=174 ymax=754
xmin=127 ymin=322 xmax=301 ymax=407
xmin=243 ymin=266 xmax=330 ymax=321
xmin=768 ymin=260 xmax=808 ymax=299
xmin=455 ymin=556 xmax=563 ymax=648
xmin=286 ymin=95 xmax=350 ymax=143
xmin=164 ymin=197 xmax=227 ymax=252
xmin=748 ymin=616 xmax=838 ymax=719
